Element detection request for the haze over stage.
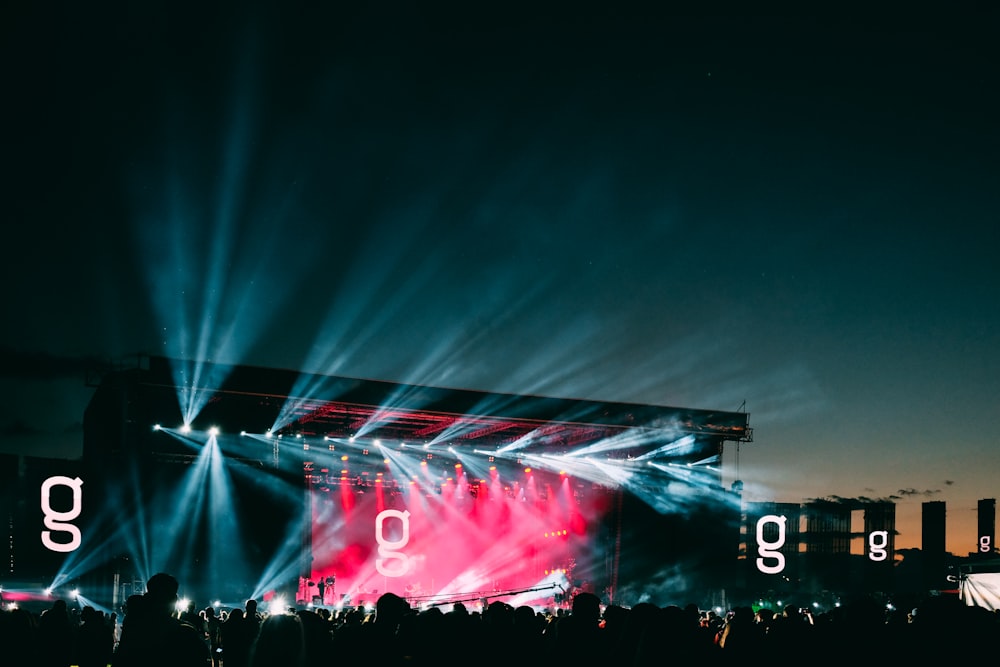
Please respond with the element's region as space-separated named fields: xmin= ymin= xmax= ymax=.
xmin=70 ymin=354 xmax=751 ymax=608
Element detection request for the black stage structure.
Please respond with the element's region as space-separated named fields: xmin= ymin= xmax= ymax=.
xmin=76 ymin=354 xmax=751 ymax=610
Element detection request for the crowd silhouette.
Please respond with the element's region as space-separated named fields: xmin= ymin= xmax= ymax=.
xmin=1 ymin=571 xmax=997 ymax=666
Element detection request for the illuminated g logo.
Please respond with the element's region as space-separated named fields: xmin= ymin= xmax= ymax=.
xmin=868 ymin=530 xmax=889 ymax=561
xmin=41 ymin=476 xmax=83 ymax=553
xmin=756 ymin=514 xmax=786 ymax=574
xmin=375 ymin=509 xmax=411 ymax=577
xmin=980 ymin=535 xmax=992 ymax=553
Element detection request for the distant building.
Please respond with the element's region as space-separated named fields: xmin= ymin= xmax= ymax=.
xmin=922 ymin=500 xmax=947 ymax=590
xmin=977 ymin=498 xmax=996 ymax=557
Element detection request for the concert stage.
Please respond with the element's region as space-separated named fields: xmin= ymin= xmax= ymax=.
xmin=65 ymin=355 xmax=751 ymax=609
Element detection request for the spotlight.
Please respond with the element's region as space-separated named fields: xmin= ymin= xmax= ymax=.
xmin=180 ymin=424 xmax=192 ymax=434
xmin=208 ymin=426 xmax=220 ymax=437
xmin=267 ymin=596 xmax=287 ymax=615
xmin=153 ymin=424 xmax=162 ymax=431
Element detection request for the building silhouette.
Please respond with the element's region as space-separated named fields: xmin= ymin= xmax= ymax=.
xmin=922 ymin=500 xmax=947 ymax=590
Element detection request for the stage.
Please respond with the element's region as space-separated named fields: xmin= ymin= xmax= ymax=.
xmin=7 ymin=355 xmax=752 ymax=610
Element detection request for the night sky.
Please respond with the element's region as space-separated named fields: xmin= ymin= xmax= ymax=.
xmin=2 ymin=4 xmax=998 ymax=555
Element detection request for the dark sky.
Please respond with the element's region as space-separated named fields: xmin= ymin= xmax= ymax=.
xmin=2 ymin=3 xmax=998 ymax=553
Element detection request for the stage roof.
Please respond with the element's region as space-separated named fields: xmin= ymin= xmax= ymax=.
xmin=86 ymin=354 xmax=752 ymax=462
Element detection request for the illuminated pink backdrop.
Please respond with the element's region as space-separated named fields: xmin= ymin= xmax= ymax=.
xmin=299 ymin=468 xmax=605 ymax=607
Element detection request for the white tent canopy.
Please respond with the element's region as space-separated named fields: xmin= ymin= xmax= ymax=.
xmin=959 ymin=572 xmax=1000 ymax=611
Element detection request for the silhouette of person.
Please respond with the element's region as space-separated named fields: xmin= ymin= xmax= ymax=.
xmin=220 ymin=608 xmax=251 ymax=667
xmin=243 ymin=599 xmax=262 ymax=644
xmin=111 ymin=572 xmax=211 ymax=667
xmin=76 ymin=605 xmax=115 ymax=667
xmin=344 ymin=592 xmax=412 ymax=666
xmin=548 ymin=592 xmax=607 ymax=663
xmin=248 ymin=613 xmax=306 ymax=667
xmin=38 ymin=598 xmax=74 ymax=667
xmin=203 ymin=606 xmax=223 ymax=666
